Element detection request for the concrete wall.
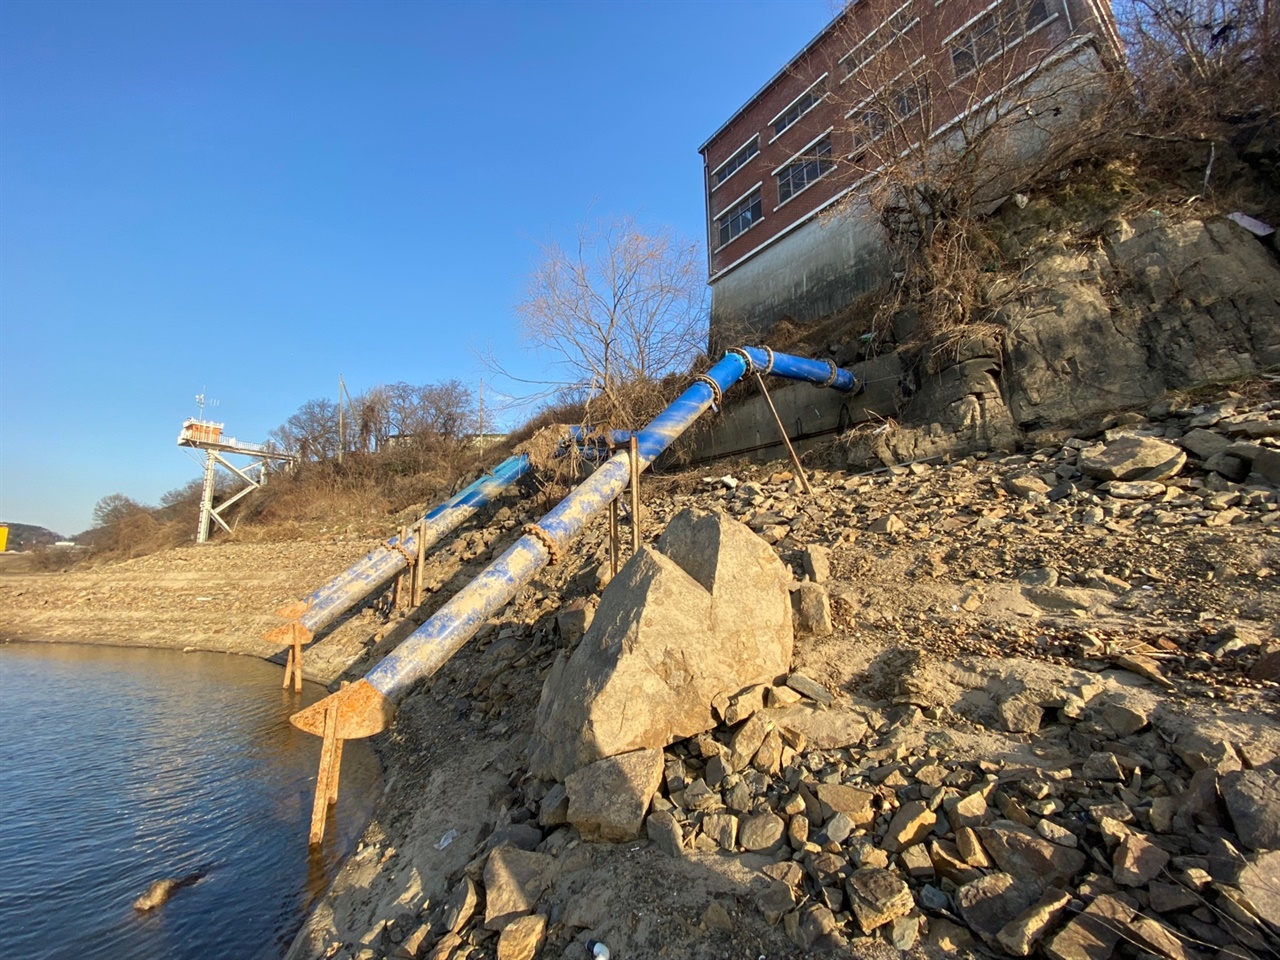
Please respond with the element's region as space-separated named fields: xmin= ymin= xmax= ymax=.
xmin=708 ymin=206 xmax=890 ymax=349
xmin=679 ymin=353 xmax=902 ymax=466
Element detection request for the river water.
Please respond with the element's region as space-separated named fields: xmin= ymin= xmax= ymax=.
xmin=0 ymin=642 xmax=381 ymax=960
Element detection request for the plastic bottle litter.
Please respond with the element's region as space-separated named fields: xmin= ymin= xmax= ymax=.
xmin=433 ymin=828 xmax=459 ymax=850
xmin=587 ymin=940 xmax=610 ymax=959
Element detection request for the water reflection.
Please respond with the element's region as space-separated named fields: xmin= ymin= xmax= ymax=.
xmin=0 ymin=642 xmax=380 ymax=960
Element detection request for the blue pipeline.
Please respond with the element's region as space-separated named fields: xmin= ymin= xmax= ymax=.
xmin=294 ymin=453 xmax=530 ymax=636
xmin=363 ymin=348 xmax=859 ymax=703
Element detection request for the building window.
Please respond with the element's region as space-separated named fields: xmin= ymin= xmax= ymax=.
xmin=851 ymin=110 xmax=887 ymax=155
xmin=771 ymin=76 xmax=827 ymax=139
xmin=776 ymin=137 xmax=834 ymax=204
xmin=717 ymin=187 xmax=762 ymax=247
xmin=950 ymin=0 xmax=1052 ymax=79
xmin=841 ymin=3 xmax=919 ymax=80
xmin=712 ymin=136 xmax=759 ymax=188
xmin=849 ymin=68 xmax=928 ymax=149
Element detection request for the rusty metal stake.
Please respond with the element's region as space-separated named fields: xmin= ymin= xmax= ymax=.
xmin=609 ymin=498 xmax=619 ymax=578
xmin=628 ymin=435 xmax=641 ymax=554
xmin=754 ymin=371 xmax=813 ymax=495
xmin=309 ymin=697 xmax=341 ymax=846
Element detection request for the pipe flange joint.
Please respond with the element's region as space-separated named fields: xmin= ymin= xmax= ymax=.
xmin=821 ymin=360 xmax=840 ymax=388
xmin=385 ymin=538 xmax=416 ymax=565
xmin=523 ymin=523 xmax=561 ymax=565
xmin=691 ymin=374 xmax=723 ymax=408
xmin=726 ymin=346 xmax=753 ymax=372
xmin=761 ymin=346 xmax=776 ymax=375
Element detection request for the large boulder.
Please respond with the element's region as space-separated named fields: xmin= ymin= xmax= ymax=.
xmin=656 ymin=507 xmax=794 ymax=672
xmin=527 ymin=509 xmax=793 ymax=782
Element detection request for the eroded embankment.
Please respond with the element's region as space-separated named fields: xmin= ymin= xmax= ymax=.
xmin=284 ymin=384 xmax=1280 ymax=960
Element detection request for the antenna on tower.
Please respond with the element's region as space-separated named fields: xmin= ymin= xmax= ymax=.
xmin=194 ymin=388 xmax=219 ymax=420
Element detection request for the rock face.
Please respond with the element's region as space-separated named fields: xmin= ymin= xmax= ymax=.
xmin=841 ymin=216 xmax=1280 ymax=468
xmin=1004 ymin=217 xmax=1280 ymax=432
xmin=527 ymin=508 xmax=792 ymax=781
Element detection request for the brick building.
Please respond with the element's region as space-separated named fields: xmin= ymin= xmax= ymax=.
xmin=699 ymin=0 xmax=1122 ymax=344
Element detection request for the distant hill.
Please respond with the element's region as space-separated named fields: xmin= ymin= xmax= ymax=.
xmin=1 ymin=522 xmax=67 ymax=551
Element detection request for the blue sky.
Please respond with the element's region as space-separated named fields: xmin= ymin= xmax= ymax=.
xmin=0 ymin=0 xmax=835 ymax=537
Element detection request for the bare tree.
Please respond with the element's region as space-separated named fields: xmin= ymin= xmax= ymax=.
xmin=1119 ymin=0 xmax=1277 ymax=125
xmin=810 ymin=0 xmax=1128 ymax=341
xmin=511 ymin=215 xmax=708 ymax=424
xmin=269 ymin=397 xmax=340 ymax=462
xmin=92 ymin=493 xmax=148 ymax=527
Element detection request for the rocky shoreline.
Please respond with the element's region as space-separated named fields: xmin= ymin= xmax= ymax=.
xmin=3 ymin=381 xmax=1279 ymax=960
xmin=290 ymin=382 xmax=1279 ymax=960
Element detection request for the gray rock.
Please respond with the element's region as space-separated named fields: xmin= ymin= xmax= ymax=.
xmin=785 ymin=672 xmax=834 ymax=706
xmin=528 ymin=508 xmax=792 ymax=781
xmin=645 ymin=809 xmax=684 ymax=857
xmin=1103 ymin=480 xmax=1166 ymax=499
xmin=1237 ymin=849 xmax=1280 ymax=928
xmin=1043 ymin=894 xmax=1134 ymax=960
xmin=1083 ymin=751 xmax=1124 ymax=781
xmin=846 ymin=868 xmax=914 ymax=933
xmin=825 ymin=812 xmax=854 ymax=844
xmin=756 ymin=879 xmax=795 ymax=924
xmin=976 ymin=821 xmax=1087 ymax=887
xmin=483 ymin=845 xmax=553 ymax=931
xmin=565 ymin=748 xmax=664 ymax=842
xmin=702 ymin=812 xmax=739 ymax=850
xmin=999 ymin=696 xmax=1044 ymax=733
xmin=1253 ymin=447 xmax=1280 ymax=485
xmin=997 ymin=888 xmax=1072 ymax=957
xmin=956 ymin=872 xmax=1037 ymax=947
xmin=1220 ymin=766 xmax=1280 ymax=852
xmin=801 ymin=544 xmax=832 ymax=583
xmin=739 ymin=812 xmax=786 ymax=851
xmin=1204 ymin=452 xmax=1250 ymax=482
xmin=1112 ymin=833 xmax=1171 ymax=885
xmin=791 ymin=582 xmax=834 ymax=637
xmin=1100 ymin=697 xmax=1151 ymax=736
xmin=1179 ymin=428 xmax=1233 ymax=460
xmin=1019 ymin=567 xmax=1060 ymax=587
xmin=554 ymin=600 xmax=593 ymax=646
xmin=537 ymin=782 xmax=568 ymax=828
xmin=1079 ymin=436 xmax=1187 ymax=482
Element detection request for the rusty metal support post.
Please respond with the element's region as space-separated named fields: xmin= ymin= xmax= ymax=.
xmin=628 ymin=436 xmax=641 ymax=554
xmin=754 ymin=371 xmax=813 ymax=495
xmin=609 ymin=499 xmax=619 ymax=578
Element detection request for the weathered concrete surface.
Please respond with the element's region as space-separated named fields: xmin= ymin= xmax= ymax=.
xmin=709 ymin=204 xmax=890 ymax=348
xmin=678 ymin=352 xmax=901 ymax=466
